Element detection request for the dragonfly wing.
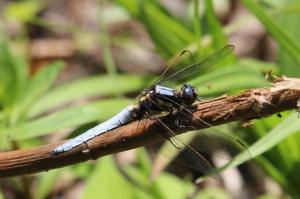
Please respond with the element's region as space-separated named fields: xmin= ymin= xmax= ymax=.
xmin=143 ymin=103 xmax=216 ymax=174
xmin=150 ymin=50 xmax=195 ymax=88
xmin=158 ymin=45 xmax=235 ymax=86
xmin=174 ymin=129 xmax=248 ymax=161
xmin=170 ymin=97 xmax=249 ymax=159
xmin=154 ymin=116 xmax=216 ymax=174
xmin=156 ymin=128 xmax=248 ymax=180
xmin=147 ymin=101 xmax=248 ymax=177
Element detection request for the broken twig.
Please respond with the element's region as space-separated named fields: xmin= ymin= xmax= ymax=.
xmin=0 ymin=77 xmax=300 ymax=178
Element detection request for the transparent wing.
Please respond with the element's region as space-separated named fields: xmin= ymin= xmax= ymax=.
xmin=146 ymin=98 xmax=248 ymax=176
xmin=157 ymin=45 xmax=235 ymax=86
xmin=143 ymin=103 xmax=214 ymax=173
xmin=151 ymin=113 xmax=216 ymax=175
xmin=157 ymin=94 xmax=249 ymax=160
xmin=161 ymin=128 xmax=247 ymax=164
xmin=150 ymin=50 xmax=194 ymax=89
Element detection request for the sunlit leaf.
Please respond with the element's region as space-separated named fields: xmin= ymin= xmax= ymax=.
xmin=0 ymin=41 xmax=28 ymax=109
xmin=204 ymin=0 xmax=227 ymax=49
xmin=151 ymin=172 xmax=194 ymax=199
xmin=0 ymin=191 xmax=3 ymax=199
xmin=139 ymin=1 xmax=194 ymax=57
xmin=4 ymin=0 xmax=43 ymax=22
xmin=242 ymin=0 xmax=300 ymax=65
xmin=34 ymin=169 xmax=63 ymax=199
xmin=18 ymin=61 xmax=65 ymax=121
xmin=226 ymin=113 xmax=300 ymax=169
xmin=277 ymin=10 xmax=300 ymax=76
xmin=82 ymin=156 xmax=133 ymax=199
xmin=191 ymin=59 xmax=269 ymax=96
xmin=29 ymin=75 xmax=147 ymax=117
xmin=136 ymin=148 xmax=152 ymax=176
xmin=194 ymin=187 xmax=230 ymax=199
xmin=4 ymin=98 xmax=133 ymax=140
xmin=124 ymin=166 xmax=151 ymax=188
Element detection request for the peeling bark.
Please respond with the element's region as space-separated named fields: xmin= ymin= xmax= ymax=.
xmin=0 ymin=77 xmax=300 ymax=178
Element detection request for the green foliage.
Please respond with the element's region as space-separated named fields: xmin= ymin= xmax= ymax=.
xmin=0 ymin=42 xmax=28 ymax=110
xmin=139 ymin=1 xmax=195 ymax=57
xmin=191 ymin=59 xmax=270 ymax=96
xmin=5 ymin=99 xmax=133 ymax=140
xmin=1 ymin=0 xmax=300 ymax=198
xmin=34 ymin=169 xmax=63 ymax=199
xmin=0 ymin=42 xmax=64 ymax=127
xmin=3 ymin=0 xmax=44 ymax=22
xmin=226 ymin=113 xmax=300 ymax=168
xmin=276 ymin=2 xmax=300 ymax=76
xmin=82 ymin=152 xmax=194 ymax=199
xmin=241 ymin=0 xmax=300 ymax=67
xmin=29 ymin=75 xmax=147 ymax=117
xmin=117 ymin=0 xmax=198 ymax=58
xmin=194 ymin=187 xmax=230 ymax=199
xmin=224 ymin=113 xmax=300 ymax=198
xmin=116 ymin=1 xmax=300 ymax=197
xmin=204 ymin=0 xmax=227 ymax=49
xmin=82 ymin=156 xmax=134 ymax=199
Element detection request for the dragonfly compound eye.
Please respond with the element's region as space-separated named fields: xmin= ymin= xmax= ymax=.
xmin=181 ymin=84 xmax=197 ymax=105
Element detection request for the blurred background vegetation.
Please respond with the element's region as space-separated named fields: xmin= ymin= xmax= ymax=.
xmin=0 ymin=0 xmax=300 ymax=198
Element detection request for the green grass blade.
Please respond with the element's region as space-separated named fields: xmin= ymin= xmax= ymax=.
xmin=151 ymin=172 xmax=194 ymax=199
xmin=0 ymin=41 xmax=29 ymax=109
xmin=191 ymin=59 xmax=269 ymax=96
xmin=115 ymin=0 xmax=139 ymax=17
xmin=256 ymin=156 xmax=297 ymax=197
xmin=193 ymin=0 xmax=202 ymax=49
xmin=136 ymin=148 xmax=152 ymax=176
xmin=98 ymin=14 xmax=117 ymax=76
xmin=204 ymin=0 xmax=227 ymax=48
xmin=276 ymin=8 xmax=300 ymax=77
xmin=241 ymin=0 xmax=300 ymax=65
xmin=3 ymin=0 xmax=44 ymax=22
xmin=139 ymin=1 xmax=194 ymax=57
xmin=5 ymin=98 xmax=133 ymax=140
xmin=34 ymin=169 xmax=63 ymax=199
xmin=18 ymin=61 xmax=65 ymax=120
xmin=226 ymin=113 xmax=300 ymax=169
xmin=82 ymin=156 xmax=133 ymax=199
xmin=29 ymin=75 xmax=147 ymax=117
xmin=194 ymin=187 xmax=230 ymax=199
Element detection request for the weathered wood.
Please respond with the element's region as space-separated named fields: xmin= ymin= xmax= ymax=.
xmin=0 ymin=77 xmax=300 ymax=178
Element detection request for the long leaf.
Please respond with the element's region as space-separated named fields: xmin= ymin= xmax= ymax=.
xmin=226 ymin=113 xmax=300 ymax=169
xmin=29 ymin=75 xmax=147 ymax=117
xmin=4 ymin=98 xmax=133 ymax=140
xmin=0 ymin=41 xmax=28 ymax=109
xmin=241 ymin=0 xmax=300 ymax=65
xmin=139 ymin=1 xmax=194 ymax=57
xmin=151 ymin=172 xmax=194 ymax=199
xmin=34 ymin=169 xmax=63 ymax=199
xmin=204 ymin=0 xmax=227 ymax=48
xmin=82 ymin=156 xmax=133 ymax=199
xmin=17 ymin=61 xmax=65 ymax=121
xmin=191 ymin=59 xmax=269 ymax=96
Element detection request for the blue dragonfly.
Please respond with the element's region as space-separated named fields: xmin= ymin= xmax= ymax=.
xmin=52 ymin=45 xmax=246 ymax=174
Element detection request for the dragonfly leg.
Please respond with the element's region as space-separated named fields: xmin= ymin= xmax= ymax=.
xmin=144 ymin=110 xmax=181 ymax=150
xmin=82 ymin=141 xmax=98 ymax=160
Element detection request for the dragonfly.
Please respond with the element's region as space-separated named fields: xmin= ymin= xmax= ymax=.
xmin=52 ymin=45 xmax=246 ymax=174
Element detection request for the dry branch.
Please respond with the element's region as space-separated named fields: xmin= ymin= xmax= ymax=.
xmin=0 ymin=77 xmax=300 ymax=178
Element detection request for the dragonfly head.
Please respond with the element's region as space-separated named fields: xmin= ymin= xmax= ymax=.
xmin=181 ymin=84 xmax=197 ymax=105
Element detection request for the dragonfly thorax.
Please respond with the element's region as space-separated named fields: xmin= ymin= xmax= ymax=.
xmin=180 ymin=84 xmax=197 ymax=106
xmin=132 ymin=84 xmax=197 ymax=120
